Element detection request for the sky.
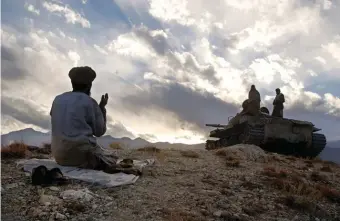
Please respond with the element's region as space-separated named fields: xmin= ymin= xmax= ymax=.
xmin=1 ymin=0 xmax=340 ymax=144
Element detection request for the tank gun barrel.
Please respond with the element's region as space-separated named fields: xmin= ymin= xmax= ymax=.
xmin=205 ymin=124 xmax=228 ymax=128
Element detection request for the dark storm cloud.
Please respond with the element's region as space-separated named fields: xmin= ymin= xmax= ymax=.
xmin=106 ymin=115 xmax=136 ymax=138
xmin=138 ymin=133 xmax=158 ymax=141
xmin=1 ymin=96 xmax=51 ymax=130
xmin=134 ymin=25 xmax=170 ymax=56
xmin=133 ymin=25 xmax=219 ymax=84
xmin=120 ymin=82 xmax=240 ymax=133
xmin=168 ymin=52 xmax=218 ymax=84
xmin=1 ymin=45 xmax=29 ymax=81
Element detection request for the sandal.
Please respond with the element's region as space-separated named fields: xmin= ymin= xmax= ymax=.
xmin=31 ymin=165 xmax=69 ymax=186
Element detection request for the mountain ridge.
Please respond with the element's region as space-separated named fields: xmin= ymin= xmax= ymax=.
xmin=0 ymin=128 xmax=205 ymax=150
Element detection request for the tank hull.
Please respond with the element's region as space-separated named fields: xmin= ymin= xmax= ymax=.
xmin=205 ymin=119 xmax=327 ymax=158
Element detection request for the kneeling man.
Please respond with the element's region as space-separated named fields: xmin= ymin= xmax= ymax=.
xmin=50 ymin=66 xmax=118 ymax=172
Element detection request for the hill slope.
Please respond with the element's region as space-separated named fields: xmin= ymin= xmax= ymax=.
xmin=1 ymin=144 xmax=340 ymax=221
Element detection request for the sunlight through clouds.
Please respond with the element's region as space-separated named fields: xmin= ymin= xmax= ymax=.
xmin=2 ymin=0 xmax=340 ymax=143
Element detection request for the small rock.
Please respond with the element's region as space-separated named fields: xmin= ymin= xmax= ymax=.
xmin=61 ymin=189 xmax=94 ymax=202
xmin=49 ymin=186 xmax=60 ymax=191
xmin=92 ymin=204 xmax=98 ymax=209
xmin=49 ymin=214 xmax=55 ymax=221
xmin=52 ymin=206 xmax=58 ymax=212
xmin=31 ymin=207 xmax=43 ymax=217
xmin=5 ymin=183 xmax=19 ymax=189
xmin=40 ymin=194 xmax=62 ymax=205
xmin=39 ymin=212 xmax=49 ymax=217
xmin=220 ymin=211 xmax=241 ymax=220
xmin=292 ymin=215 xmax=299 ymax=221
xmin=213 ymin=210 xmax=222 ymax=217
xmin=201 ymin=190 xmax=220 ymax=196
xmin=201 ymin=209 xmax=209 ymax=216
xmin=105 ymin=202 xmax=113 ymax=207
xmin=55 ymin=212 xmax=66 ymax=220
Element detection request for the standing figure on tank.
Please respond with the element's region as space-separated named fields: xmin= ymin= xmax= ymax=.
xmin=246 ymin=85 xmax=261 ymax=116
xmin=272 ymin=88 xmax=285 ymax=118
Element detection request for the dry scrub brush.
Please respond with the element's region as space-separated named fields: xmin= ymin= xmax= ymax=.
xmin=242 ymin=202 xmax=266 ymax=216
xmin=137 ymin=146 xmax=167 ymax=163
xmin=214 ymin=149 xmax=241 ymax=167
xmin=109 ymin=142 xmax=123 ymax=150
xmin=320 ymin=165 xmax=332 ymax=172
xmin=261 ymin=166 xmax=340 ymax=204
xmin=38 ymin=143 xmax=52 ymax=154
xmin=137 ymin=146 xmax=161 ymax=153
xmin=262 ymin=166 xmax=288 ymax=178
xmin=279 ymin=195 xmax=319 ymax=214
xmin=1 ymin=142 xmax=30 ymax=159
xmin=225 ymin=158 xmax=241 ymax=167
xmin=162 ymin=208 xmax=204 ymax=221
xmin=310 ymin=171 xmax=329 ymax=183
xmin=180 ymin=150 xmax=200 ymax=158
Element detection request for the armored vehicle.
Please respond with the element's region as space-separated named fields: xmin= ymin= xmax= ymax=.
xmin=205 ymin=112 xmax=327 ymax=158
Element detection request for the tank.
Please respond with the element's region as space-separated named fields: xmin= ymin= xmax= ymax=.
xmin=205 ymin=112 xmax=327 ymax=158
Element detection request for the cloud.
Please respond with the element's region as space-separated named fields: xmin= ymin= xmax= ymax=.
xmin=322 ymin=35 xmax=340 ymax=63
xmin=105 ymin=119 xmax=135 ymax=139
xmin=1 ymin=25 xmax=138 ymax=139
xmin=25 ymin=3 xmax=40 ymax=15
xmin=148 ymin=0 xmax=195 ymax=26
xmin=120 ymin=82 xmax=240 ymax=135
xmin=1 ymin=96 xmax=50 ymax=131
xmin=68 ymin=51 xmax=80 ymax=66
xmin=2 ymin=0 xmax=340 ymax=144
xmin=42 ymin=2 xmax=90 ymax=28
xmin=1 ymin=45 xmax=27 ymax=81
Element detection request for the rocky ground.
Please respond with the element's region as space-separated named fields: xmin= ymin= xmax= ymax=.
xmin=1 ymin=144 xmax=340 ymax=221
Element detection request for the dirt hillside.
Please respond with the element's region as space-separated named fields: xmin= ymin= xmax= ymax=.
xmin=1 ymin=144 xmax=340 ymax=221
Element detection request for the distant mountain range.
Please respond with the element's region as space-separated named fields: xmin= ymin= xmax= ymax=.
xmin=0 ymin=128 xmax=205 ymax=150
xmin=1 ymin=128 xmax=339 ymax=163
xmin=319 ymin=140 xmax=340 ymax=164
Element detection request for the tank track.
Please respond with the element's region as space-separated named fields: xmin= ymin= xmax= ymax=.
xmin=242 ymin=125 xmax=265 ymax=146
xmin=301 ymin=133 xmax=327 ymax=158
xmin=241 ymin=127 xmax=326 ymax=158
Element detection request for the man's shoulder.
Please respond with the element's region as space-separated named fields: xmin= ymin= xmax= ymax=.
xmin=53 ymin=92 xmax=98 ymax=107
xmin=54 ymin=91 xmax=73 ymax=99
xmin=55 ymin=92 xmax=93 ymax=100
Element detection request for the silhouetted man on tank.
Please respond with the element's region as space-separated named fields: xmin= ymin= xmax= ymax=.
xmin=244 ymin=85 xmax=261 ymax=115
xmin=272 ymin=88 xmax=285 ymax=118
